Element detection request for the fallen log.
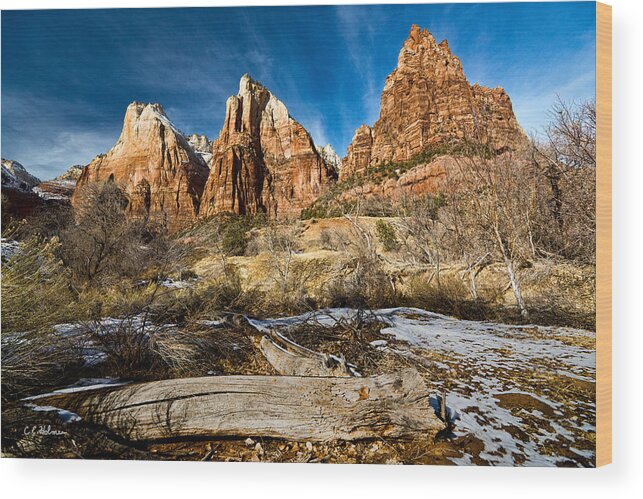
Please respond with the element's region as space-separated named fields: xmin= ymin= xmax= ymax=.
xmin=34 ymin=370 xmax=442 ymax=442
xmin=258 ymin=332 xmax=355 ymax=377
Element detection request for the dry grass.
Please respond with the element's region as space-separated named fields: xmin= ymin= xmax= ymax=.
xmin=403 ymin=271 xmax=505 ymax=322
xmin=186 ymin=216 xmax=595 ymax=327
xmin=1 ymin=236 xmax=85 ymax=399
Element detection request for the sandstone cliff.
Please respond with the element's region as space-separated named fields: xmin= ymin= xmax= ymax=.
xmin=34 ymin=164 xmax=84 ymax=201
xmin=200 ymin=75 xmax=336 ymax=218
xmin=73 ymin=102 xmax=209 ymax=231
xmin=341 ymin=24 xmax=526 ymax=180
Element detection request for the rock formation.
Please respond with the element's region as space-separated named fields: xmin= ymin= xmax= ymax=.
xmin=316 ymin=144 xmax=342 ymax=172
xmin=1 ymin=159 xmax=45 ymax=219
xmin=342 ymin=125 xmax=374 ymax=179
xmin=1 ymin=159 xmax=41 ymax=189
xmin=200 ymin=74 xmax=336 ymax=218
xmin=57 ymin=164 xmax=85 ymax=182
xmin=341 ymin=24 xmax=526 ymax=180
xmin=34 ymin=164 xmax=84 ymax=201
xmin=187 ymin=134 xmax=213 ymax=166
xmin=341 ymin=155 xmax=456 ymax=201
xmin=73 ymin=102 xmax=209 ymax=231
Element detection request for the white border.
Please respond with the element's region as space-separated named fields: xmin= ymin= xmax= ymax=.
xmin=1 ymin=0 xmax=641 ymax=496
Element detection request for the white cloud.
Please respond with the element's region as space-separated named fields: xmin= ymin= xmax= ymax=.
xmin=2 ymin=91 xmax=119 ymax=179
xmin=4 ymin=128 xmax=117 ymax=181
xmin=300 ymin=115 xmax=329 ymax=148
xmin=335 ymin=6 xmax=383 ymax=126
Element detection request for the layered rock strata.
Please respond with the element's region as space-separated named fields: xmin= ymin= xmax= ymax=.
xmin=73 ymin=103 xmax=209 ymax=231
xmin=341 ymin=24 xmax=526 ymax=180
xmin=200 ymin=75 xmax=336 ymax=218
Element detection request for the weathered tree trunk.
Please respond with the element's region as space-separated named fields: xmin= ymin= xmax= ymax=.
xmin=259 ymin=332 xmax=354 ymax=377
xmin=494 ymin=224 xmax=529 ymax=319
xmin=36 ymin=370 xmax=442 ymax=442
xmin=504 ymin=255 xmax=529 ymax=319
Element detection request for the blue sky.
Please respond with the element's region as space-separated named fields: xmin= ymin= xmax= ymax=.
xmin=1 ymin=2 xmax=596 ymax=180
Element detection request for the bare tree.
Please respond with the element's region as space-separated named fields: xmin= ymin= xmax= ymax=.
xmin=546 ymin=97 xmax=596 ymax=169
xmin=262 ymin=220 xmax=314 ymax=312
xmin=338 ymin=201 xmax=398 ymax=306
xmin=448 ymin=150 xmax=538 ymax=319
xmin=396 ymin=193 xmax=447 ymax=286
xmin=531 ymin=99 xmax=596 ymax=262
xmin=264 ymin=222 xmax=300 ymax=298
xmin=61 ymin=180 xmax=154 ymax=285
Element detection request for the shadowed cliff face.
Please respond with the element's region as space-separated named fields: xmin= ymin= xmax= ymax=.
xmin=341 ymin=24 xmax=527 ymax=180
xmin=72 ymin=102 xmax=210 ymax=232
xmin=199 ymin=74 xmax=337 ymax=219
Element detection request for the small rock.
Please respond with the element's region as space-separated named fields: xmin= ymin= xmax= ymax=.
xmin=245 ymin=437 xmax=255 ymax=447
xmin=255 ymin=442 xmax=264 ymax=455
xmin=305 ymin=442 xmax=313 ymax=452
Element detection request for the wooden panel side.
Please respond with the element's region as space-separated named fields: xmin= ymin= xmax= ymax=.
xmin=596 ymin=1 xmax=612 ymax=468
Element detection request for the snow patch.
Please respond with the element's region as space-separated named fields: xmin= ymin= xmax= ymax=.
xmin=24 ymin=404 xmax=82 ymax=423
xmin=245 ymin=307 xmax=596 ymax=466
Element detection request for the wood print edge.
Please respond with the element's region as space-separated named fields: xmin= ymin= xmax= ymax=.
xmin=595 ymin=0 xmax=612 ymax=468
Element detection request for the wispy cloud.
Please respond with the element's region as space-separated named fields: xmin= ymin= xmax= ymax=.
xmin=335 ymin=5 xmax=383 ymax=126
xmin=2 ymin=91 xmax=120 ymax=179
xmin=300 ymin=114 xmax=329 ymax=147
xmin=8 ymin=129 xmax=117 ymax=180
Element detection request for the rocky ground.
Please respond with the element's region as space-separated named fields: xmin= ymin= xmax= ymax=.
xmin=3 ymin=306 xmax=595 ymax=466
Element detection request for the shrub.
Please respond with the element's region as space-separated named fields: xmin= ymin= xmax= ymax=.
xmin=60 ymin=181 xmax=155 ymax=286
xmin=221 ymin=217 xmax=250 ymax=256
xmin=1 ymin=236 xmax=83 ymax=399
xmin=85 ymin=315 xmax=223 ymax=380
xmin=375 ymin=220 xmax=400 ymax=252
xmin=192 ymin=213 xmax=267 ymax=256
xmin=1 ymin=234 xmax=85 ymax=330
xmin=319 ymin=229 xmax=336 ymax=250
xmin=322 ymin=254 xmax=397 ymax=310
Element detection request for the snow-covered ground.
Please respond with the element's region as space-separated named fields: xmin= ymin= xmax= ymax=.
xmin=23 ymin=378 xmax=128 ymax=424
xmin=1 ymin=238 xmax=21 ymax=262
xmin=248 ymin=307 xmax=596 ymax=467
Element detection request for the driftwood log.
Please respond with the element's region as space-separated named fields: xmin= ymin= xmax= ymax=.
xmin=35 ymin=370 xmax=442 ymax=442
xmin=258 ymin=332 xmax=355 ymax=377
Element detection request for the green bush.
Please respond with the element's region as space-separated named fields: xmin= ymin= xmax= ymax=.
xmin=375 ymin=220 xmax=400 ymax=252
xmin=221 ymin=217 xmax=249 ymax=256
xmin=178 ymin=212 xmax=268 ymax=255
